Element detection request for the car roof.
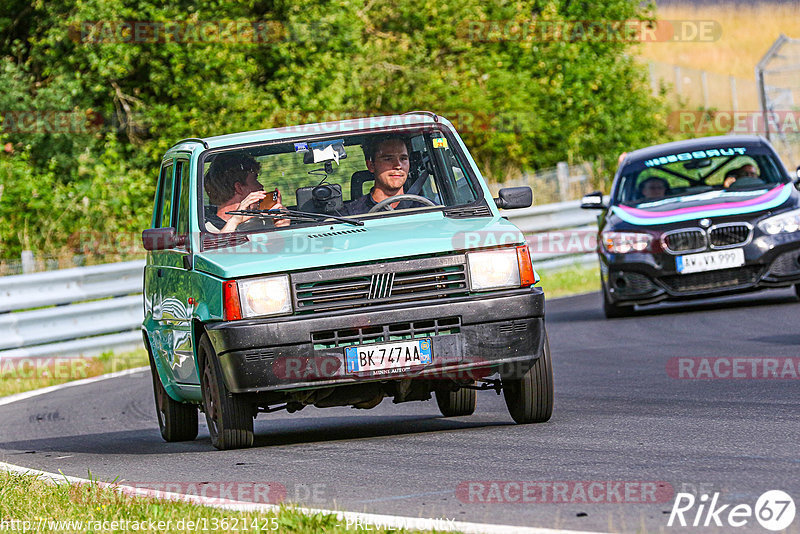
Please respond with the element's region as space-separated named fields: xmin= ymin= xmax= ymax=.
xmin=623 ymin=135 xmax=769 ymax=164
xmin=164 ymin=112 xmax=448 ymax=157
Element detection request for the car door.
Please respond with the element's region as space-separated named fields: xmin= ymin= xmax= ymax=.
xmin=155 ymin=158 xmax=200 ymax=386
xmin=144 ymin=160 xmax=174 ymax=346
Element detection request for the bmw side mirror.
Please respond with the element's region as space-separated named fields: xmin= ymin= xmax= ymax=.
xmin=494 ymin=187 xmax=533 ymax=209
xmin=142 ymin=227 xmax=185 ymax=251
xmin=581 ymin=191 xmax=607 ymax=209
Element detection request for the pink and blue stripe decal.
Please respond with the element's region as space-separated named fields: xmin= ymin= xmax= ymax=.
xmin=611 ymin=185 xmax=792 ymax=225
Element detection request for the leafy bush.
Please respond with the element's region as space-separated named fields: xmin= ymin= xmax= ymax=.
xmin=0 ymin=0 xmax=669 ymax=261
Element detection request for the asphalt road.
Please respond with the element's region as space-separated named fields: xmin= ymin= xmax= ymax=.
xmin=2 ymin=289 xmax=799 ymax=533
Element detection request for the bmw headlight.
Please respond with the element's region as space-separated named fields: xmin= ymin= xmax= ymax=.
xmin=758 ymin=208 xmax=800 ymax=235
xmin=237 ymin=275 xmax=292 ymax=318
xmin=601 ymin=231 xmax=654 ymax=253
xmin=467 ymin=248 xmax=521 ymax=291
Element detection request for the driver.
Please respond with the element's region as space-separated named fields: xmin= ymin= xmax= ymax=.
xmin=204 ymin=152 xmax=290 ymax=233
xmin=343 ymin=136 xmax=425 ymax=215
xmin=723 ymin=163 xmax=760 ymax=188
xmin=638 ymin=177 xmax=669 ymax=200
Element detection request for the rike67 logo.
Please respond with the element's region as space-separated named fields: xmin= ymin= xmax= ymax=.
xmin=668 ymin=490 xmax=795 ymax=531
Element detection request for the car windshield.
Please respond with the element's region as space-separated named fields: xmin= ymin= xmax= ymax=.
xmin=200 ymin=128 xmax=480 ymax=234
xmin=614 ymin=145 xmax=789 ymax=206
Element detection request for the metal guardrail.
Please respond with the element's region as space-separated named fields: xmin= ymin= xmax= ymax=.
xmin=0 ymin=202 xmax=598 ymax=359
xmin=0 ymin=262 xmax=145 ymax=360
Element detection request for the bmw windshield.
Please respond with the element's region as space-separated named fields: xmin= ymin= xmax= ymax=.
xmin=614 ymin=145 xmax=790 ymax=207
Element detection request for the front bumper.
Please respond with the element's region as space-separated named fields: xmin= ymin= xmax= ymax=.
xmin=602 ymin=232 xmax=800 ymax=305
xmin=205 ymin=287 xmax=545 ymax=393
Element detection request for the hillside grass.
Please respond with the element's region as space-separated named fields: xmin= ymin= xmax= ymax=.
xmin=638 ymin=3 xmax=800 ymax=79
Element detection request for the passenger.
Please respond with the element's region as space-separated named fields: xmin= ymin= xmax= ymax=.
xmin=637 ymin=177 xmax=669 ymax=200
xmin=343 ymin=136 xmax=420 ymax=215
xmin=203 ymin=152 xmax=289 ymax=232
xmin=723 ymin=163 xmax=760 ymax=188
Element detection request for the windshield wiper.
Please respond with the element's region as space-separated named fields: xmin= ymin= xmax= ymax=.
xmin=226 ymin=209 xmax=364 ymax=226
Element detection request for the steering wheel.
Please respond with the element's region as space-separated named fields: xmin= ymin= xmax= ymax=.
xmin=368 ymin=194 xmax=436 ymax=213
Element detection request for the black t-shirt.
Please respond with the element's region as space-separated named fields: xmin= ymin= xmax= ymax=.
xmin=342 ymin=191 xmax=417 ymax=216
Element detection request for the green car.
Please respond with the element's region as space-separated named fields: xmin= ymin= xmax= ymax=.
xmin=142 ymin=112 xmax=552 ymax=450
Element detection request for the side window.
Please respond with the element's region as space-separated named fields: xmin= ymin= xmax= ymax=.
xmin=155 ymin=162 xmax=174 ymax=228
xmin=175 ymin=160 xmax=190 ymax=236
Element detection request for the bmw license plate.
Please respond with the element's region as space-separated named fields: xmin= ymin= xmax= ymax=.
xmin=344 ymin=339 xmax=433 ymax=376
xmin=676 ymin=248 xmax=745 ymax=274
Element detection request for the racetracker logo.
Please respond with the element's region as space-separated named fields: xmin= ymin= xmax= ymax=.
xmin=125 ymin=482 xmax=290 ymax=504
xmin=669 ymin=111 xmax=800 ymax=135
xmin=667 ymin=490 xmax=796 ymax=530
xmin=666 ymin=357 xmax=800 ymax=379
xmin=459 ymin=20 xmax=720 ymax=43
xmin=457 ymin=481 xmax=674 ymax=504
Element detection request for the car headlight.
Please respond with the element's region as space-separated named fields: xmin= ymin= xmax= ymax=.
xmin=467 ymin=247 xmax=536 ymax=291
xmin=758 ymin=208 xmax=800 ymax=235
xmin=601 ymin=231 xmax=653 ymax=253
xmin=224 ymin=275 xmax=292 ymax=319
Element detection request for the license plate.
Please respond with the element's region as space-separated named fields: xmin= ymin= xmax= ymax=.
xmin=676 ymin=248 xmax=745 ymax=274
xmin=344 ymin=339 xmax=433 ymax=375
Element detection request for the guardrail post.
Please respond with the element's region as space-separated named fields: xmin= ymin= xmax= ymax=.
xmin=21 ymin=251 xmax=35 ymax=274
xmin=556 ymin=162 xmax=570 ymax=202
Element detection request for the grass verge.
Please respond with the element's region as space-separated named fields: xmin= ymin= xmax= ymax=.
xmin=537 ymin=261 xmax=600 ymax=299
xmin=0 ymin=471 xmax=429 ymax=533
xmin=0 ymin=348 xmax=149 ymax=398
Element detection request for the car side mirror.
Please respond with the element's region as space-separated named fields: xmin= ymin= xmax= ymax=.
xmin=581 ymin=191 xmax=607 ymax=209
xmin=494 ymin=187 xmax=532 ymax=209
xmin=142 ymin=227 xmax=185 ymax=251
xmin=795 ymin=165 xmax=800 ymax=181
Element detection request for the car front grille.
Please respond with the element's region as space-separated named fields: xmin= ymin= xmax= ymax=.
xmin=663 ymin=229 xmax=706 ymax=253
xmin=311 ymin=317 xmax=461 ymax=348
xmin=709 ymin=224 xmax=752 ymax=249
xmin=292 ymin=255 xmax=469 ymax=314
xmin=659 ymin=266 xmax=761 ymax=293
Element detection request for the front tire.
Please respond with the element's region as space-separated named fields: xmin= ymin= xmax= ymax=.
xmin=502 ymin=331 xmax=554 ymax=424
xmin=435 ymin=385 xmax=477 ymax=417
xmin=794 ymin=284 xmax=800 ymax=299
xmin=199 ymin=334 xmax=254 ymax=450
xmin=147 ymin=344 xmax=198 ymax=442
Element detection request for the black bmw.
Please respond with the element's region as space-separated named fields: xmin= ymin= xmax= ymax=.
xmin=582 ymin=135 xmax=800 ymax=318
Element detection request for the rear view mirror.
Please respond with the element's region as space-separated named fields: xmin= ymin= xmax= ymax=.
xmin=142 ymin=227 xmax=185 ymax=251
xmin=302 ymin=139 xmax=347 ymax=164
xmin=494 ymin=187 xmax=532 ymax=209
xmin=581 ymin=191 xmax=607 ymax=209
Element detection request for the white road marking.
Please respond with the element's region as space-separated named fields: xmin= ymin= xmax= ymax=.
xmin=0 ymin=368 xmax=607 ymax=534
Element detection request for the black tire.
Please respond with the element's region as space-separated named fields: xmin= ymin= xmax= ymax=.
xmin=147 ymin=343 xmax=198 ymax=442
xmin=502 ymin=332 xmax=554 ymax=424
xmin=795 ymin=284 xmax=800 ymax=300
xmin=199 ymin=334 xmax=254 ymax=450
xmin=435 ymin=385 xmax=477 ymax=417
xmin=602 ymin=282 xmax=635 ymax=318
